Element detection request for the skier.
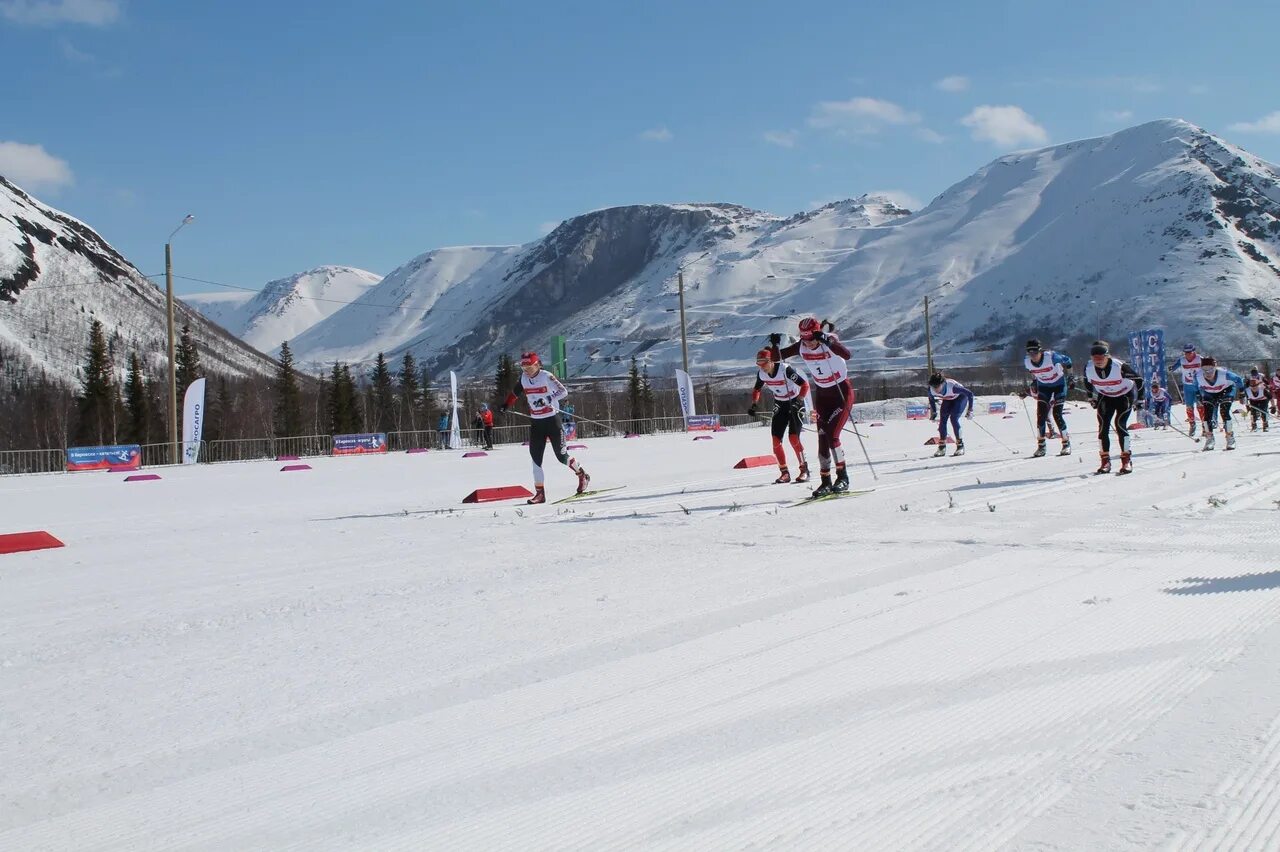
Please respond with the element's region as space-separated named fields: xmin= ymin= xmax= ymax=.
xmin=1169 ymin=343 xmax=1203 ymax=436
xmin=1271 ymin=368 xmax=1280 ymax=415
xmin=748 ymin=347 xmax=811 ymax=483
xmin=1084 ymin=340 xmax=1143 ymax=475
xmin=1147 ymin=378 xmax=1172 ymax=429
xmin=1023 ymin=338 xmax=1072 ymax=456
xmin=499 ymin=351 xmax=590 ymax=503
xmin=1197 ymin=357 xmax=1245 ymax=450
xmin=772 ymin=317 xmax=854 ymax=496
xmin=1245 ymin=374 xmax=1270 ymax=432
xmin=927 ymin=372 xmax=975 ymax=456
xmin=478 ymin=402 xmax=495 ymax=450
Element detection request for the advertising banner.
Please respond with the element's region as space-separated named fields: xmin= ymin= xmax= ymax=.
xmin=332 ymin=433 xmax=388 ymax=456
xmin=988 ymin=401 xmax=1008 ymax=414
xmin=67 ymin=444 xmax=141 ymax=472
xmin=675 ymin=369 xmax=697 ymax=424
xmin=182 ymin=377 xmax=206 ymax=464
xmin=905 ymin=405 xmax=929 ymax=420
xmin=685 ymin=414 xmax=721 ymax=431
xmin=449 ymin=371 xmax=462 ymax=450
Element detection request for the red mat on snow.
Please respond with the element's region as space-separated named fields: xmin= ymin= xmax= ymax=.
xmin=0 ymin=531 xmax=65 ymax=555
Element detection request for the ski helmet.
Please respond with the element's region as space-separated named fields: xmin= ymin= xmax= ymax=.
xmin=1183 ymin=343 xmax=1196 ymax=353
xmin=797 ymin=317 xmax=820 ymax=340
xmin=755 ymin=348 xmax=773 ymax=364
xmin=1025 ymin=338 xmax=1042 ymax=352
xmin=520 ymin=351 xmax=540 ymax=367
xmin=1089 ymin=341 xmax=1110 ymax=356
xmin=928 ymin=372 xmax=944 ymax=388
xmin=480 ymin=402 xmax=488 ymax=410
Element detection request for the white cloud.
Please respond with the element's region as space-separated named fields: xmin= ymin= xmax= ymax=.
xmin=960 ymin=105 xmax=1049 ymax=147
xmin=867 ymin=189 xmax=924 ymax=211
xmin=1099 ymin=109 xmax=1133 ymax=123
xmin=640 ymin=126 xmax=672 ymax=142
xmin=915 ymin=127 xmax=946 ymax=144
xmin=808 ymin=96 xmax=920 ymax=135
xmin=537 ymin=220 xmax=559 ymax=235
xmin=935 ymin=75 xmax=969 ymax=93
xmin=0 ymin=0 xmax=120 ymax=26
xmin=1228 ymin=112 xmax=1280 ymax=134
xmin=762 ymin=130 xmax=798 ymax=148
xmin=0 ymin=141 xmax=74 ymax=191
xmin=58 ymin=36 xmax=92 ymax=61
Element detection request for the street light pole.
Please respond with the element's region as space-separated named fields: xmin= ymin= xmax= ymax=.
xmin=923 ymin=280 xmax=951 ymax=376
xmin=677 ymin=269 xmax=689 ymax=374
xmin=924 ymin=294 xmax=934 ymax=376
xmin=165 ymin=214 xmax=194 ymax=464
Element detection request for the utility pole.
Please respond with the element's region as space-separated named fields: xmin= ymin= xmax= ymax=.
xmin=924 ymin=294 xmax=934 ymax=376
xmin=165 ymin=214 xmax=194 ymax=464
xmin=677 ymin=269 xmax=689 ymax=374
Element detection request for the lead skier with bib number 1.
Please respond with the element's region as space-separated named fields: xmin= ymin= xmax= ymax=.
xmin=773 ymin=317 xmax=854 ymax=497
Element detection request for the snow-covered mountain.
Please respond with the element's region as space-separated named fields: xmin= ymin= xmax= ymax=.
xmin=0 ymin=177 xmax=278 ymax=386
xmin=183 ymin=266 xmax=381 ymax=356
xmin=230 ymin=120 xmax=1280 ymax=379
xmin=288 ymin=196 xmax=912 ymax=374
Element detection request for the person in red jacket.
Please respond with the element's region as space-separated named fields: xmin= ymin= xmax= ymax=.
xmin=772 ymin=317 xmax=855 ymax=496
xmin=478 ymin=402 xmax=495 ymax=449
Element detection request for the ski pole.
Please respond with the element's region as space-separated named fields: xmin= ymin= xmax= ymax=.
xmin=847 ymin=421 xmax=879 ymax=480
xmin=1021 ymin=394 xmax=1039 ymax=441
xmin=507 ymin=409 xmax=618 ymax=436
xmin=968 ymin=416 xmax=1021 ymax=455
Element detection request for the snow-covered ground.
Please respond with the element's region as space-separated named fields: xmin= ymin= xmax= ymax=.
xmin=4 ymin=396 xmax=1280 ymax=850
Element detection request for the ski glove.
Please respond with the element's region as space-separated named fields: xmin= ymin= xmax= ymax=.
xmin=768 ymin=333 xmax=782 ymax=347
xmin=747 ymin=404 xmax=758 ymax=417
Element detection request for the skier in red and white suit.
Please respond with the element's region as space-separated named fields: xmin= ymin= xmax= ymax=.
xmin=748 ymin=348 xmax=810 ymax=483
xmin=773 ymin=318 xmax=854 ymax=497
xmin=501 ymin=351 xmax=589 ymax=504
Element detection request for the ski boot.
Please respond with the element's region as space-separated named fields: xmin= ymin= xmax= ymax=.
xmin=527 ymin=486 xmax=546 ymax=505
xmin=833 ymin=468 xmax=850 ymax=493
xmin=1095 ymin=452 xmax=1111 ymax=475
xmin=811 ymin=474 xmax=834 ymax=498
xmin=1203 ymin=432 xmax=1215 ymax=451
xmin=1059 ymin=437 xmax=1072 ymax=456
xmin=1265 ymin=423 xmax=1271 ymax=432
xmin=1117 ymin=452 xmax=1133 ymax=475
xmin=795 ymin=463 xmax=811 ymax=483
xmin=932 ymin=443 xmax=947 ymax=457
xmin=576 ymin=466 xmax=591 ymax=494
xmin=1189 ymin=421 xmax=1198 ymax=437
xmin=1226 ymin=432 xmax=1237 ymax=451
xmin=952 ymin=440 xmax=965 ymax=457
xmin=774 ymin=469 xmax=792 ymax=484
xmin=1032 ymin=439 xmax=1047 ymax=458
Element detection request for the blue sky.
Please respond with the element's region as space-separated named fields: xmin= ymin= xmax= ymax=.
xmin=3 ymin=0 xmax=1280 ymax=296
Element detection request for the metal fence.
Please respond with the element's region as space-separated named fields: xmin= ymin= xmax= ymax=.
xmin=0 ymin=414 xmax=767 ymax=476
xmin=0 ymin=448 xmax=65 ymax=475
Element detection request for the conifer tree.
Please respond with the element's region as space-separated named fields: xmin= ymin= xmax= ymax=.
xmin=368 ymin=352 xmax=394 ymax=433
xmin=398 ymin=352 xmax=419 ymax=432
xmin=175 ymin=324 xmax=202 ymax=403
xmin=123 ymin=352 xmax=150 ymax=444
xmin=627 ymin=356 xmax=643 ymax=423
xmin=274 ymin=341 xmax=303 ymax=437
xmin=494 ymin=353 xmax=518 ymax=407
xmin=75 ymin=318 xmax=116 ymax=445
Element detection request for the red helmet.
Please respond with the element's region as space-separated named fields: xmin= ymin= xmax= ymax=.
xmin=755 ymin=348 xmax=773 ymax=363
xmin=797 ymin=317 xmax=820 ymax=340
xmin=520 ymin=351 xmax=540 ymax=367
